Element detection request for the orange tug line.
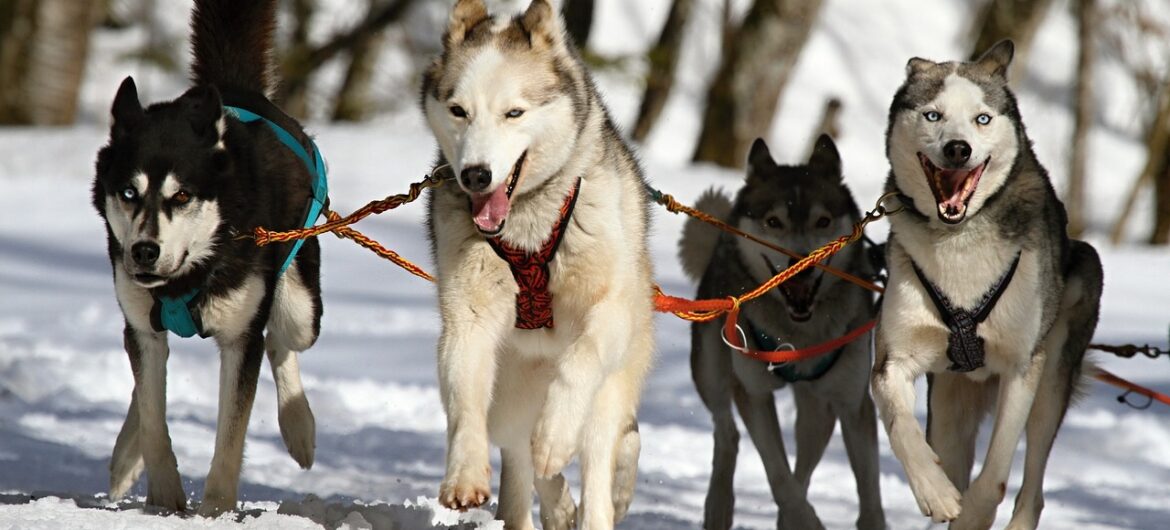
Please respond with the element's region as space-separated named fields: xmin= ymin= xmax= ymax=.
xmin=245 ymin=173 xmax=1169 ymax=407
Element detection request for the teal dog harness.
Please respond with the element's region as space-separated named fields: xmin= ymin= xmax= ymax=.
xmin=151 ymin=101 xmax=327 ymax=338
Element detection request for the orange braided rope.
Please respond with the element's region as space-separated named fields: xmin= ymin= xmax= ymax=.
xmin=252 ymin=171 xmax=446 ymax=246
xmin=248 ymin=174 xmax=898 ymax=323
xmin=649 ymin=190 xmax=886 ymax=294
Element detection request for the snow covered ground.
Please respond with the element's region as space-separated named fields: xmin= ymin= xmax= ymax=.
xmin=2 ymin=0 xmax=1169 ymax=528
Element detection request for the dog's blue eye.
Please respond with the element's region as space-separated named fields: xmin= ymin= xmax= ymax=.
xmin=506 ymin=108 xmax=525 ymax=119
xmin=924 ymin=111 xmax=941 ymax=122
xmin=449 ymin=105 xmax=467 ymax=118
xmin=120 ymin=186 xmax=139 ymax=201
xmin=976 ymin=113 xmax=992 ymax=125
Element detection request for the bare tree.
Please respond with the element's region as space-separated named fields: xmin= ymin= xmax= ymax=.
xmin=1066 ymin=0 xmax=1095 ymax=238
xmin=1145 ymin=90 xmax=1170 ymax=244
xmin=968 ymin=0 xmax=1054 ymax=72
xmin=1101 ymin=0 xmax=1170 ymax=244
xmin=692 ymin=0 xmax=825 ymax=169
xmin=561 ymin=0 xmax=593 ymax=50
xmin=630 ymin=0 xmax=692 ymax=143
xmin=277 ymin=0 xmax=415 ymax=119
xmin=0 ymin=0 xmax=101 ymax=125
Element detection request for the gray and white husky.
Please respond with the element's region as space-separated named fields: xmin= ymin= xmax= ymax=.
xmin=421 ymin=1 xmax=653 ymax=528
xmin=680 ymin=136 xmax=885 ymax=530
xmin=871 ymin=40 xmax=1103 ymax=530
xmin=92 ymin=0 xmax=319 ymax=516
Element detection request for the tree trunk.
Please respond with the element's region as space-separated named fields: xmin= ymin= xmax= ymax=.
xmin=630 ymin=0 xmax=692 ymax=143
xmin=968 ymin=0 xmax=1054 ymax=75
xmin=1108 ymin=83 xmax=1169 ymax=244
xmin=1150 ymin=150 xmax=1170 ymax=244
xmin=1066 ymin=0 xmax=1095 ymax=238
xmin=277 ymin=0 xmax=414 ymax=119
xmin=23 ymin=0 xmax=100 ymax=125
xmin=561 ymin=0 xmax=594 ymax=50
xmin=692 ymin=0 xmax=825 ymax=169
xmin=0 ymin=0 xmax=37 ymax=124
xmin=332 ymin=4 xmax=385 ymax=122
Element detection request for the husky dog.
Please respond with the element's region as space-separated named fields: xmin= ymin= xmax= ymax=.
xmin=681 ymin=136 xmax=885 ymax=530
xmin=92 ymin=0 xmax=321 ymax=516
xmin=420 ymin=1 xmax=654 ymax=528
xmin=871 ymin=40 xmax=1103 ymax=530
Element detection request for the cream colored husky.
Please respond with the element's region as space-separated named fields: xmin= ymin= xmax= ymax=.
xmin=420 ymin=1 xmax=654 ymax=528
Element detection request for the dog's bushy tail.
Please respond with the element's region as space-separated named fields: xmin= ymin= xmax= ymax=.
xmin=190 ymin=0 xmax=277 ymax=95
xmin=678 ymin=187 xmax=733 ymax=282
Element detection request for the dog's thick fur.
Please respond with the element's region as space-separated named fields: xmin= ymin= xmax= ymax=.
xmin=871 ymin=40 xmax=1103 ymax=530
xmin=681 ymin=136 xmax=885 ymax=530
xmin=420 ymin=1 xmax=654 ymax=528
xmin=92 ymin=0 xmax=320 ymax=516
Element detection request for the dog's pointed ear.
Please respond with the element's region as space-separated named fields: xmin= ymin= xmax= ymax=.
xmin=747 ymin=138 xmax=775 ymax=178
xmin=111 ymin=77 xmax=143 ymax=139
xmin=808 ymin=134 xmax=842 ymax=179
xmin=446 ymin=0 xmax=489 ymax=48
xmin=521 ymin=0 xmax=562 ymax=49
xmin=176 ymin=85 xmax=223 ymax=145
xmin=906 ymin=57 xmax=935 ymax=78
xmin=973 ymin=39 xmax=1014 ymax=80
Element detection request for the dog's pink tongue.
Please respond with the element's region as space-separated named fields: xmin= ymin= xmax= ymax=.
xmin=470 ymin=185 xmax=509 ymax=232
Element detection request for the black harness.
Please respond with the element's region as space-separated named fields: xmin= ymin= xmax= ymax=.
xmin=911 ymin=252 xmax=1021 ymax=372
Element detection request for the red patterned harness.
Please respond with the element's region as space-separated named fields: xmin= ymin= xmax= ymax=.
xmin=486 ymin=178 xmax=582 ymax=330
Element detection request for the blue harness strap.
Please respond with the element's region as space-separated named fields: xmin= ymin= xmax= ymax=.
xmin=155 ymin=289 xmax=202 ymax=338
xmin=153 ymin=104 xmax=327 ymax=338
xmin=225 ymin=105 xmax=329 ymax=277
xmin=745 ymin=318 xmax=843 ymax=383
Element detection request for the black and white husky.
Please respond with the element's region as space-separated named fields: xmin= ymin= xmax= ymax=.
xmin=680 ymin=136 xmax=884 ymax=530
xmin=92 ymin=0 xmax=322 ymax=516
xmin=871 ymin=40 xmax=1103 ymax=530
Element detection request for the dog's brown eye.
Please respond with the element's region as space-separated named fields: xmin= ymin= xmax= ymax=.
xmin=172 ymin=190 xmax=191 ymax=205
xmin=766 ymin=216 xmax=783 ymax=229
xmin=449 ymin=105 xmax=467 ymax=118
xmin=816 ymin=216 xmax=831 ymax=229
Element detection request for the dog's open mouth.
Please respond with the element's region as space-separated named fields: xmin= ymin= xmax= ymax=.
xmin=469 ymin=150 xmax=527 ymax=236
xmin=763 ymin=255 xmax=823 ymax=323
xmin=918 ymin=153 xmax=989 ymax=224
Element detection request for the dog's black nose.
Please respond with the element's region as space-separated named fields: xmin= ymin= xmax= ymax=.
xmin=131 ymin=242 xmax=160 ymax=266
xmin=943 ymin=140 xmax=972 ymax=166
xmin=460 ymin=166 xmax=492 ymax=193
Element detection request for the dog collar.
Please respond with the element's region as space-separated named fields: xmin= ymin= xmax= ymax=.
xmin=150 ymin=96 xmax=328 ymax=338
xmin=744 ymin=318 xmax=842 ymax=383
xmin=486 ymin=178 xmax=582 ymax=330
xmin=911 ymin=252 xmax=1021 ymax=372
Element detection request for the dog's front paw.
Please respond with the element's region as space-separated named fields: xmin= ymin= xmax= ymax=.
xmin=196 ymin=496 xmax=236 ymax=518
xmin=531 ymin=415 xmax=580 ymax=479
xmin=949 ymin=482 xmax=1001 ymax=530
xmin=144 ymin=479 xmax=187 ymax=513
xmin=439 ymin=464 xmax=492 ymax=511
xmin=906 ymin=463 xmax=962 ymax=523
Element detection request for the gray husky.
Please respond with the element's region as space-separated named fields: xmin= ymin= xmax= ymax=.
xmin=680 ymin=135 xmax=885 ymax=530
xmin=871 ymin=40 xmax=1103 ymax=530
xmin=421 ymin=1 xmax=653 ymax=528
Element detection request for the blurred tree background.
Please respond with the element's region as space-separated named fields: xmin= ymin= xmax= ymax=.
xmin=0 ymin=0 xmax=1167 ymax=243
